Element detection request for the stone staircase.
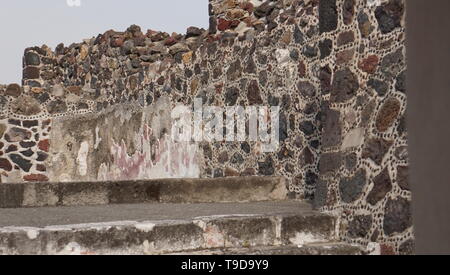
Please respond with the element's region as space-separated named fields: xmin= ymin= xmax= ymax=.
xmin=0 ymin=177 xmax=363 ymax=255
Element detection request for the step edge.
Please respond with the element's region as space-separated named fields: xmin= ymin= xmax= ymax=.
xmin=0 ymin=212 xmax=337 ymax=255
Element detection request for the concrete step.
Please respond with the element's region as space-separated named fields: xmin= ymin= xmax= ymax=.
xmin=170 ymin=243 xmax=363 ymax=255
xmin=0 ymin=201 xmax=348 ymax=255
xmin=0 ymin=177 xmax=287 ymax=208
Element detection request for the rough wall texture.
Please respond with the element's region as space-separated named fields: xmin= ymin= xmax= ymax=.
xmin=0 ymin=0 xmax=410 ymax=253
xmin=314 ymin=0 xmax=411 ymax=255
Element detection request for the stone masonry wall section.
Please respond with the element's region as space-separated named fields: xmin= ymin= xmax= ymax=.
xmin=315 ymin=0 xmax=410 ymax=255
xmin=0 ymin=0 xmax=410 ymax=254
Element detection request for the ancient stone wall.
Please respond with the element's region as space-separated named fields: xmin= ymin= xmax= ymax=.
xmin=314 ymin=0 xmax=411 ymax=255
xmin=0 ymin=0 xmax=410 ymax=253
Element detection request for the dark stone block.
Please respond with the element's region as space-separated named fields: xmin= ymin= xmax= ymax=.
xmin=342 ymin=0 xmax=356 ymax=25
xmin=399 ymin=239 xmax=415 ymax=255
xmin=395 ymin=70 xmax=406 ymax=93
xmin=294 ymin=26 xmax=304 ymax=44
xmin=358 ymin=12 xmax=374 ymax=38
xmin=337 ymin=31 xmax=355 ymax=46
xmin=349 ymin=215 xmax=372 ymax=238
xmin=331 ymin=68 xmax=359 ymax=102
xmin=227 ymin=60 xmax=242 ymax=81
xmin=397 ymin=165 xmax=409 ymax=190
xmin=305 ymin=171 xmax=318 ymax=187
xmin=23 ymin=67 xmax=40 ymax=80
xmin=247 ymin=80 xmax=263 ymax=105
xmin=319 ymin=0 xmax=338 ymax=33
xmin=319 ymin=66 xmax=332 ymax=94
xmin=383 ymin=197 xmax=412 ymax=236
xmin=339 ymin=170 xmax=366 ymax=203
xmin=299 ymin=121 xmax=316 ymax=136
xmin=22 ymin=120 xmax=39 ymax=128
xmin=254 ymin=1 xmax=274 ymax=18
xmin=375 ymin=0 xmax=404 ymax=34
xmin=367 ymin=168 xmax=393 ymax=205
xmin=321 ymin=104 xmax=342 ymax=148
xmin=368 ymin=78 xmax=389 ymax=96
xmin=225 ymin=87 xmax=239 ymax=106
xmin=24 ymin=51 xmax=41 ymax=66
xmin=314 ymin=180 xmax=329 ymax=209
xmin=380 ymin=48 xmax=404 ymax=79
xmin=319 ymin=39 xmax=333 ymax=59
xmin=319 ymin=152 xmax=342 ymax=174
xmin=362 ymin=138 xmax=393 ymax=165
xmin=9 ymin=153 xmax=32 ymax=172
xmin=303 ymin=45 xmax=318 ymax=58
xmin=258 ymin=157 xmax=275 ymax=176
xmin=298 ymin=81 xmax=317 ymax=98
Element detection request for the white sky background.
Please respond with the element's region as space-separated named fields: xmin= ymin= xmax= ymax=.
xmin=0 ymin=0 xmax=209 ymax=84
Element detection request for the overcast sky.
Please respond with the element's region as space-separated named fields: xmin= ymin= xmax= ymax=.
xmin=0 ymin=0 xmax=209 ymax=84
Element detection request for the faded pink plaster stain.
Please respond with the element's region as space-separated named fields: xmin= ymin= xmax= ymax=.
xmin=98 ymin=125 xmax=200 ymax=180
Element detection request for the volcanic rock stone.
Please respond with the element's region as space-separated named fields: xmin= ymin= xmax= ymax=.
xmin=321 ymin=105 xmax=342 ymax=148
xmin=0 ymin=158 xmax=13 ymax=172
xmin=294 ymin=26 xmax=304 ymax=44
xmin=169 ymin=43 xmax=189 ymax=55
xmin=225 ymin=87 xmax=239 ymax=106
xmin=254 ymin=1 xmax=274 ymax=18
xmin=186 ymin=27 xmax=203 ymax=38
xmin=24 ymin=51 xmax=41 ymax=66
xmin=399 ymin=239 xmax=415 ymax=255
xmin=375 ymin=0 xmax=404 ymax=34
xmin=303 ymin=44 xmax=318 ymax=58
xmin=358 ymin=12 xmax=374 ymax=38
xmin=258 ymin=157 xmax=275 ymax=176
xmin=227 ymin=60 xmax=242 ymax=81
xmin=319 ymin=39 xmax=333 ymax=59
xmin=23 ymin=174 xmax=49 ymax=182
xmin=5 ymin=84 xmax=22 ymax=97
xmin=319 ymin=152 xmax=342 ymax=174
xmin=362 ymin=138 xmax=393 ymax=165
xmin=23 ymin=67 xmax=40 ymax=79
xmin=337 ymin=31 xmax=355 ymax=46
xmin=380 ymin=48 xmax=404 ymax=79
xmin=331 ymin=68 xmax=359 ymax=102
xmin=367 ymin=168 xmax=392 ymax=205
xmin=376 ymin=97 xmax=401 ymax=132
xmin=9 ymin=153 xmax=32 ymax=172
xmin=36 ymin=151 xmax=49 ymax=162
xmin=342 ymin=0 xmax=356 ymax=25
xmin=349 ymin=215 xmax=372 ymax=238
xmin=368 ymin=78 xmax=388 ymax=97
xmin=247 ymin=80 xmax=263 ymax=105
xmin=339 ymin=170 xmax=366 ymax=203
xmin=298 ymin=81 xmax=317 ymax=98
xmin=320 ymin=0 xmax=338 ymax=33
xmin=299 ymin=121 xmax=316 ymax=136
xmin=384 ymin=197 xmax=412 ymax=236
xmin=359 ymin=55 xmax=379 ymax=74
xmin=397 ymin=166 xmax=409 ymax=190
xmin=395 ymin=70 xmax=406 ymax=93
